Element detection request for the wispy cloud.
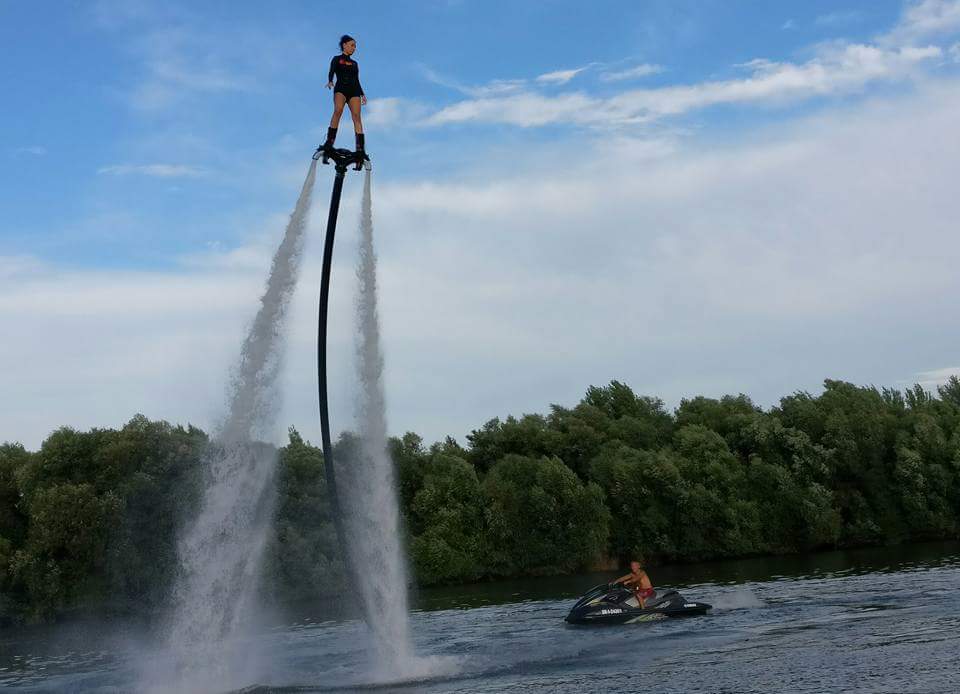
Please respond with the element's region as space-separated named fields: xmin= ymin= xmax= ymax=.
xmin=12 ymin=146 xmax=48 ymax=156
xmin=427 ymin=91 xmax=592 ymax=127
xmin=0 ymin=254 xmax=45 ymax=279
xmin=421 ymin=66 xmax=527 ymax=97
xmin=363 ymin=97 xmax=430 ymax=128
xmin=815 ymin=10 xmax=865 ymax=26
xmin=98 ymin=164 xmax=209 ymax=178
xmin=909 ymin=366 xmax=960 ymax=388
xmin=148 ymin=58 xmax=248 ymax=92
xmin=416 ymin=2 xmax=959 ymax=130
xmin=426 ymin=62 xmax=595 ymax=95
xmin=883 ymin=0 xmax=960 ymax=44
xmin=782 ymin=19 xmax=797 ymax=30
xmin=98 ymin=11 xmax=275 ymax=112
xmin=427 ymin=43 xmax=941 ymax=128
xmin=130 ymin=51 xmax=250 ymax=110
xmin=6 ymin=81 xmax=960 ymax=448
xmin=536 ymin=66 xmax=589 ymax=84
xmin=599 ymin=63 xmax=663 ymax=82
xmin=463 ymin=79 xmax=527 ymax=97
xmin=91 ymin=0 xmax=166 ymax=29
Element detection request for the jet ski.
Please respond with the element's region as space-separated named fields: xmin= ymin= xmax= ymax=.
xmin=565 ymin=583 xmax=711 ymax=625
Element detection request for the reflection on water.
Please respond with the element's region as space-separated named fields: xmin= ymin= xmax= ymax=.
xmin=1 ymin=541 xmax=959 ymax=693
xmin=411 ymin=540 xmax=960 ymax=612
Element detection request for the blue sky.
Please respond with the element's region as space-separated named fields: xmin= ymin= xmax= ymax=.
xmin=0 ymin=0 xmax=913 ymax=264
xmin=2 ymin=0 xmax=960 ymax=448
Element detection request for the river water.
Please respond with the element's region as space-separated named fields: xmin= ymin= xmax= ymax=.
xmin=2 ymin=542 xmax=958 ymax=692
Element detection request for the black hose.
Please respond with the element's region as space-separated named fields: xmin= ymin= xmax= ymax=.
xmin=317 ymin=164 xmax=348 ymax=553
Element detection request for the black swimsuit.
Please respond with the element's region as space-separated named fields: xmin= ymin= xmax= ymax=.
xmin=329 ymin=55 xmax=364 ymax=99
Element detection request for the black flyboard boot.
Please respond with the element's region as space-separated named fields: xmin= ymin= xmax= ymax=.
xmin=354 ymin=133 xmax=366 ymax=170
xmin=321 ymin=127 xmax=337 ymax=164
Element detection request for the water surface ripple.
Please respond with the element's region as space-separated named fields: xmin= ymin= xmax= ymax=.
xmin=1 ymin=544 xmax=958 ymax=693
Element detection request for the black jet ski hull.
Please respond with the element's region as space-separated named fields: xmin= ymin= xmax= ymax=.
xmin=565 ymin=601 xmax=711 ymax=625
xmin=565 ymin=585 xmax=711 ymax=625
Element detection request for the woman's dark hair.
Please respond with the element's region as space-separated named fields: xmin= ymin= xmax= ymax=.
xmin=339 ymin=34 xmax=355 ymax=50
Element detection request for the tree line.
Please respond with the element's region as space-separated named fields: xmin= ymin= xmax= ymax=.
xmin=1 ymin=377 xmax=959 ymax=624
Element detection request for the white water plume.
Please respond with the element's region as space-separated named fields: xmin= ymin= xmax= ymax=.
xmin=221 ymin=160 xmax=319 ymax=444
xmin=339 ymin=170 xmax=414 ymax=673
xmin=710 ymin=588 xmax=766 ymax=610
xmin=154 ymin=161 xmax=319 ymax=691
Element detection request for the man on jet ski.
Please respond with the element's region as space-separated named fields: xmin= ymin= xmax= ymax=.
xmin=614 ymin=559 xmax=655 ymax=608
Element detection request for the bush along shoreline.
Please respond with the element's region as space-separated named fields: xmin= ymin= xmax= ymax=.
xmin=1 ymin=377 xmax=959 ymax=625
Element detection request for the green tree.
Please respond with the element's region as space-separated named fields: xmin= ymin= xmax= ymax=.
xmin=389 ymin=432 xmax=429 ymax=516
xmin=589 ymin=443 xmax=683 ymax=561
xmin=11 ymin=483 xmax=122 ymax=620
xmin=98 ymin=416 xmax=207 ymax=615
xmin=0 ymin=444 xmax=31 ymax=622
xmin=778 ymin=381 xmax=901 ymax=544
xmin=263 ymin=429 xmax=344 ymax=604
xmin=676 ymin=394 xmax=760 ymax=448
xmin=482 ymin=455 xmax=609 ymax=575
xmin=409 ymin=454 xmax=485 ymax=584
xmin=549 ymin=381 xmax=674 ymax=479
xmin=466 ymin=415 xmax=561 ymax=474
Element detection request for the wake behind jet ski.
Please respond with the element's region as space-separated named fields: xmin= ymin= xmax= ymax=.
xmin=565 ymin=583 xmax=711 ymax=625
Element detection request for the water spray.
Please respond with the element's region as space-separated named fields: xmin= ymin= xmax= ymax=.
xmin=314 ymin=147 xmax=418 ymax=671
xmin=155 ymin=160 xmax=320 ymax=691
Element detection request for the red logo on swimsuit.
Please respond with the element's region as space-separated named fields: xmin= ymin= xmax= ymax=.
xmin=339 ymin=59 xmax=352 ymax=66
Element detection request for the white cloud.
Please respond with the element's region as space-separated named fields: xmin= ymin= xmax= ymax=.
xmin=420 ymin=3 xmax=959 ymax=131
xmin=536 ymin=67 xmax=588 ymax=84
xmin=148 ymin=58 xmax=248 ymax=92
xmin=375 ymin=83 xmax=960 ymax=437
xmin=908 ymin=367 xmax=960 ymax=389
xmin=8 ymin=1 xmax=960 ymax=450
xmin=363 ymin=97 xmax=431 ymax=128
xmin=130 ymin=54 xmax=249 ymax=110
xmin=427 ymin=43 xmax=941 ymax=127
xmin=420 ymin=66 xmax=527 ymax=97
xmin=425 ymin=63 xmax=593 ymax=97
xmin=0 ymin=254 xmax=45 ymax=279
xmin=782 ymin=19 xmax=797 ymax=30
xmin=12 ymin=146 xmax=48 ymax=156
xmin=951 ymin=41 xmax=960 ymax=59
xmin=816 ymin=10 xmax=865 ymax=26
xmin=428 ymin=91 xmax=593 ymax=127
xmin=6 ymin=81 xmax=960 ymax=450
xmin=102 ymin=18 xmax=291 ymax=112
xmin=883 ymin=0 xmax=960 ymax=44
xmin=92 ymin=0 xmax=163 ymax=29
xmin=733 ymin=58 xmax=779 ymax=72
xmin=608 ymin=44 xmax=941 ymax=114
xmin=464 ymin=79 xmax=528 ymax=97
xmin=0 ymin=263 xmax=261 ymax=447
xmin=97 ymin=163 xmax=209 ymax=178
xmin=599 ymin=63 xmax=664 ymax=82
xmin=419 ymin=66 xmax=465 ymax=92
xmin=128 ymin=81 xmax=177 ymax=110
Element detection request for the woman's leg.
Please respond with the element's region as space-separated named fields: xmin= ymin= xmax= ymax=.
xmin=348 ymin=97 xmax=364 ymax=154
xmin=347 ymin=97 xmax=363 ymax=134
xmin=329 ymin=93 xmax=347 ymax=128
xmin=323 ymin=93 xmax=347 ymax=151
